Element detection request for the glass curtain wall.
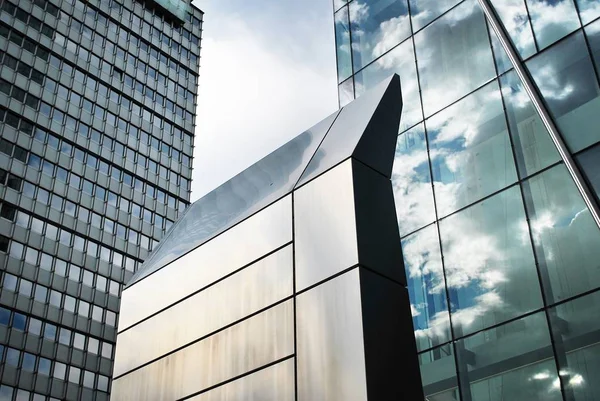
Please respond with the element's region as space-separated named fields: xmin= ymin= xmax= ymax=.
xmin=334 ymin=0 xmax=600 ymax=400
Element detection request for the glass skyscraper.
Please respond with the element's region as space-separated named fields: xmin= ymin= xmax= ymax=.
xmin=0 ymin=0 xmax=202 ymax=399
xmin=334 ymin=0 xmax=600 ymax=400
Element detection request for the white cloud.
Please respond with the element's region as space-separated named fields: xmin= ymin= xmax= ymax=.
xmin=190 ymin=0 xmax=338 ymax=200
xmin=526 ymin=0 xmax=581 ymax=46
xmin=349 ymin=2 xmax=369 ymax=24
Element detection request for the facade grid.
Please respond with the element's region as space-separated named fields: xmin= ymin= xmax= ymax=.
xmin=334 ymin=0 xmax=600 ymax=400
xmin=0 ymin=0 xmax=202 ymax=400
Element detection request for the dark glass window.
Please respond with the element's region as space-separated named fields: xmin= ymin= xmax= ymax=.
xmin=6 ymin=174 xmax=22 ymax=191
xmin=0 ymin=203 xmax=16 ymax=221
xmin=0 ymin=235 xmax=9 ymax=253
xmin=13 ymin=146 xmax=27 ymax=163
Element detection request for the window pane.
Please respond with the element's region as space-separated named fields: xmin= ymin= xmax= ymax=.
xmin=402 ymin=224 xmax=450 ymax=351
xmin=409 ymin=0 xmax=461 ymax=31
xmin=522 ymin=164 xmax=600 ymax=304
xmin=338 ymin=78 xmax=354 ymax=107
xmin=526 ymin=0 xmax=580 ymax=49
xmin=427 ymin=81 xmax=517 ymax=216
xmin=548 ymin=290 xmax=600 ymax=400
xmin=335 ymin=7 xmax=352 ymax=83
xmin=457 ymin=312 xmax=561 ymax=401
xmin=490 ymin=0 xmax=536 ymax=59
xmin=586 ymin=18 xmax=600 ymax=83
xmin=419 ymin=344 xmax=460 ymax=400
xmin=577 ymin=143 xmax=600 ymax=200
xmin=527 ymin=31 xmax=600 ymax=152
xmin=440 ymin=186 xmax=542 ymax=337
xmin=350 ymin=0 xmax=410 ymax=72
xmin=500 ymin=69 xmax=560 ymax=178
xmin=414 ymin=0 xmax=496 ymax=116
xmin=392 ymin=123 xmax=435 ymax=235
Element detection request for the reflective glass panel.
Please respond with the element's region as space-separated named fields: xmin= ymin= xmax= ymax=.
xmin=577 ymin=143 xmax=600 ymax=199
xmin=457 ymin=312 xmax=561 ymax=401
xmin=393 ymin=124 xmax=435 ymax=236
xmin=489 ymin=26 xmax=513 ymax=75
xmin=576 ymin=0 xmax=600 ymax=24
xmin=419 ymin=344 xmax=460 ymax=400
xmin=440 ymin=186 xmax=542 ymax=337
xmin=334 ymin=0 xmax=348 ymax=10
xmin=409 ymin=0 xmax=461 ymax=31
xmin=427 ymin=81 xmax=517 ymax=216
xmin=354 ymin=38 xmax=422 ymax=130
xmin=402 ymin=224 xmax=451 ymax=351
xmin=500 ymin=69 xmax=560 ymax=178
xmin=526 ymin=0 xmax=581 ymax=49
xmin=527 ymin=31 xmax=600 ymax=152
xmin=586 ymin=18 xmax=600 ymax=78
xmin=489 ymin=0 xmax=536 ymax=59
xmin=522 ymin=164 xmax=600 ymax=304
xmin=414 ymin=0 xmax=496 ymax=116
xmin=349 ymin=0 xmax=411 ymax=71
xmin=548 ymin=291 xmax=600 ymax=400
xmin=335 ymin=6 xmax=352 ymax=83
xmin=339 ymin=78 xmax=354 ymax=107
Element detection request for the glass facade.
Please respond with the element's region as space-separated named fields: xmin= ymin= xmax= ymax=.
xmin=0 ymin=0 xmax=202 ymax=399
xmin=334 ymin=0 xmax=600 ymax=400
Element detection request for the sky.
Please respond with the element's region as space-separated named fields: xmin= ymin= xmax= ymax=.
xmin=189 ymin=0 xmax=339 ymax=200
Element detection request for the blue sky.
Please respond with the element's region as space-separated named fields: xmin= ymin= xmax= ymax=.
xmin=189 ymin=0 xmax=338 ymax=199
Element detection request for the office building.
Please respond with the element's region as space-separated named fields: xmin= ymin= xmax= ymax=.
xmin=334 ymin=0 xmax=600 ymax=400
xmin=112 ymin=75 xmax=426 ymax=401
xmin=0 ymin=0 xmax=202 ymax=399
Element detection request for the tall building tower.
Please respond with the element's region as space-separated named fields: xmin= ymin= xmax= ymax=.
xmin=334 ymin=1 xmax=600 ymax=400
xmin=0 ymin=0 xmax=202 ymax=399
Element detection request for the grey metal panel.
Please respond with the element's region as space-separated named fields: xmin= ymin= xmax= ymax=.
xmin=296 ymin=268 xmax=368 ymax=401
xmin=119 ymin=195 xmax=293 ymax=331
xmin=129 ymin=111 xmax=340 ymax=284
xmin=352 ymin=159 xmax=405 ymax=285
xmin=188 ymin=359 xmax=295 ymax=401
xmin=358 ymin=268 xmax=424 ymax=400
xmin=113 ymin=245 xmax=293 ymax=376
xmin=111 ymin=301 xmax=294 ymax=401
xmin=295 ymin=74 xmax=402 ymax=188
xmin=294 ymin=160 xmax=359 ymax=291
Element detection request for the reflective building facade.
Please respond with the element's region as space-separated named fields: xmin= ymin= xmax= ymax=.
xmin=0 ymin=0 xmax=202 ymax=399
xmin=113 ymin=76 xmax=426 ymax=401
xmin=334 ymin=0 xmax=600 ymax=400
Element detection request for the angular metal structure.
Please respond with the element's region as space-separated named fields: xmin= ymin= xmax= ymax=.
xmin=111 ymin=74 xmax=424 ymax=400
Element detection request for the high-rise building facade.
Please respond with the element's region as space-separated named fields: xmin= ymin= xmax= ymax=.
xmin=0 ymin=0 xmax=202 ymax=399
xmin=334 ymin=0 xmax=600 ymax=400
